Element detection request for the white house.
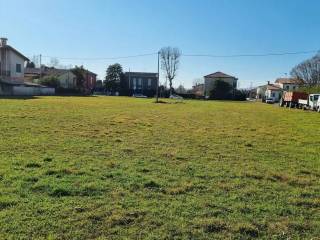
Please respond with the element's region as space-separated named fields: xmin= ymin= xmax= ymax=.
xmin=204 ymin=71 xmax=238 ymax=97
xmin=256 ymin=85 xmax=268 ymax=100
xmin=265 ymin=84 xmax=282 ymax=102
xmin=0 ymin=38 xmax=29 ymax=82
xmin=0 ymin=38 xmax=55 ymax=96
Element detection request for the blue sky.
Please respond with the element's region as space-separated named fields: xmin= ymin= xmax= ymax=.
xmin=1 ymin=0 xmax=319 ymax=88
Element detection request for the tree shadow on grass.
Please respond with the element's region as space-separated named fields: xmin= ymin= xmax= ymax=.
xmin=0 ymin=96 xmax=40 ymax=100
xmin=154 ymin=100 xmax=185 ymax=104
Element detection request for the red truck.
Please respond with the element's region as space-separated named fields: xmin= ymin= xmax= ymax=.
xmin=279 ymin=91 xmax=308 ymax=108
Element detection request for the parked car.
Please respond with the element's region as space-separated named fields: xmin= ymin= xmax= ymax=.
xmin=265 ymin=97 xmax=275 ymax=104
xmin=133 ymin=93 xmax=147 ymax=98
xmin=169 ymin=94 xmax=183 ymax=100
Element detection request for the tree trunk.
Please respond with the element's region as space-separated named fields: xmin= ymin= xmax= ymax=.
xmin=169 ymin=79 xmax=173 ymax=96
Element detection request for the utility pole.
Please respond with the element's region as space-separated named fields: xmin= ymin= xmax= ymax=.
xmin=317 ymin=61 xmax=320 ymax=84
xmin=156 ymin=51 xmax=160 ymax=103
xmin=39 ymin=54 xmax=42 ymax=79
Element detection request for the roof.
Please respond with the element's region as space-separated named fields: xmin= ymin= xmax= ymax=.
xmin=275 ymin=78 xmax=305 ymax=85
xmin=84 ymin=70 xmax=97 ymax=76
xmin=0 ymin=45 xmax=29 ymax=61
xmin=204 ymin=71 xmax=237 ymax=79
xmin=25 ymin=67 xmax=75 ymax=76
xmin=125 ymin=72 xmax=158 ymax=77
xmin=267 ymin=84 xmax=282 ymax=91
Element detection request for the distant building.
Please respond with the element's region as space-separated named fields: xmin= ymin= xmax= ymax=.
xmin=275 ymin=78 xmax=305 ymax=91
xmin=25 ymin=67 xmax=77 ymax=89
xmin=265 ymin=84 xmax=282 ymax=102
xmin=122 ymin=72 xmax=158 ymax=97
xmin=204 ymin=71 xmax=238 ymax=97
xmin=83 ymin=70 xmax=97 ymax=93
xmin=192 ymin=83 xmax=204 ymax=97
xmin=25 ymin=66 xmax=97 ymax=93
xmin=258 ymin=78 xmax=305 ymax=102
xmin=256 ymin=85 xmax=268 ymax=100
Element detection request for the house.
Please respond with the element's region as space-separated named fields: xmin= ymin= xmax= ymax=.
xmin=83 ymin=70 xmax=97 ymax=94
xmin=25 ymin=67 xmax=77 ymax=89
xmin=122 ymin=72 xmax=158 ymax=97
xmin=0 ymin=37 xmax=55 ymax=96
xmin=256 ymin=85 xmax=268 ymax=100
xmin=204 ymin=71 xmax=238 ymax=97
xmin=0 ymin=37 xmax=29 ymax=82
xmin=25 ymin=66 xmax=97 ymax=93
xmin=274 ymin=78 xmax=305 ymax=91
xmin=265 ymin=84 xmax=282 ymax=102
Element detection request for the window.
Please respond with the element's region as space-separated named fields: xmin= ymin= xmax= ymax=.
xmin=293 ymin=86 xmax=296 ymax=90
xmin=16 ymin=64 xmax=21 ymax=73
xmin=138 ymin=78 xmax=142 ymax=89
xmin=148 ymin=79 xmax=152 ymax=88
xmin=272 ymin=92 xmax=275 ymax=97
xmin=133 ymin=78 xmax=136 ymax=89
xmin=285 ymin=85 xmax=289 ymax=90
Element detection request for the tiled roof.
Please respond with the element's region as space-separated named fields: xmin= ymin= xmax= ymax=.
xmin=275 ymin=78 xmax=305 ymax=84
xmin=25 ymin=67 xmax=71 ymax=76
xmin=267 ymin=84 xmax=282 ymax=91
xmin=204 ymin=71 xmax=237 ymax=79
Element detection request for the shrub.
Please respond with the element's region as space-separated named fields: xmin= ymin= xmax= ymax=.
xmin=39 ymin=76 xmax=60 ymax=88
xmin=233 ymin=89 xmax=248 ymax=101
xmin=209 ymin=80 xmax=232 ymax=100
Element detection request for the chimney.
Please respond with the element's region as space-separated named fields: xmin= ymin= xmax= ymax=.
xmin=267 ymin=81 xmax=270 ymax=85
xmin=0 ymin=38 xmax=8 ymax=47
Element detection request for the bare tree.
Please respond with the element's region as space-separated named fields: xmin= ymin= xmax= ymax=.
xmin=192 ymin=78 xmax=203 ymax=87
xmin=291 ymin=53 xmax=320 ymax=86
xmin=160 ymin=47 xmax=181 ymax=95
xmin=48 ymin=58 xmax=60 ymax=68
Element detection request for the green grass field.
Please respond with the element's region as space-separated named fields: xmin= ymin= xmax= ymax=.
xmin=0 ymin=97 xmax=319 ymax=239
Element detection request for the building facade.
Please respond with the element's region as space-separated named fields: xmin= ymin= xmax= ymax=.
xmin=25 ymin=67 xmax=78 ymax=89
xmin=204 ymin=71 xmax=238 ymax=97
xmin=122 ymin=72 xmax=158 ymax=97
xmin=0 ymin=38 xmax=29 ymax=82
xmin=275 ymin=78 xmax=305 ymax=91
xmin=265 ymin=84 xmax=282 ymax=102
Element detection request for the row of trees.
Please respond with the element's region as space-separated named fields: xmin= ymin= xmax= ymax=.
xmin=291 ymin=53 xmax=320 ymax=86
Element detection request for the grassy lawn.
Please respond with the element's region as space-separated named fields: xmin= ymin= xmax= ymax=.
xmin=0 ymin=96 xmax=319 ymax=239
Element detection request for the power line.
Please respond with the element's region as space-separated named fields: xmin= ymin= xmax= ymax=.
xmin=41 ymin=52 xmax=158 ymax=61
xmin=28 ymin=49 xmax=318 ymax=63
xmin=182 ymin=50 xmax=318 ymax=58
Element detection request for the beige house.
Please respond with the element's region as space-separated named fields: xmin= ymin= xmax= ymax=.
xmin=274 ymin=78 xmax=305 ymax=91
xmin=25 ymin=67 xmax=77 ymax=89
xmin=204 ymin=71 xmax=238 ymax=97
